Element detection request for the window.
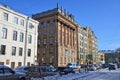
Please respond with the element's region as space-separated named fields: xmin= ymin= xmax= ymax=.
xmin=20 ymin=19 xmax=24 ymax=26
xmin=12 ymin=46 xmax=16 ymax=56
xmin=42 ymin=57 xmax=45 ymax=63
xmin=50 ymin=57 xmax=52 ymax=63
xmin=20 ymin=32 xmax=24 ymax=42
xmin=29 ymin=23 xmax=34 ymax=29
xmin=13 ymin=31 xmax=17 ymax=41
xmin=19 ymin=47 xmax=23 ymax=56
xmin=28 ymin=49 xmax=31 ymax=57
xmin=43 ymin=48 xmax=46 ymax=53
xmin=60 ymin=57 xmax=62 ymax=64
xmin=64 ymin=57 xmax=66 ymax=64
xmin=43 ymin=31 xmax=47 ymax=36
xmin=0 ymin=45 xmax=6 ymax=55
xmin=3 ymin=12 xmax=8 ymax=21
xmin=4 ymin=68 xmax=13 ymax=73
xmin=49 ymin=48 xmax=53 ymax=52
xmin=44 ymin=39 xmax=47 ymax=44
xmin=50 ymin=20 xmax=54 ymax=25
xmin=14 ymin=17 xmax=18 ymax=24
xmin=43 ymin=22 xmax=47 ymax=26
xmin=50 ymin=30 xmax=54 ymax=36
xmin=50 ymin=38 xmax=53 ymax=44
xmin=2 ymin=28 xmax=7 ymax=39
xmin=28 ymin=35 xmax=32 ymax=43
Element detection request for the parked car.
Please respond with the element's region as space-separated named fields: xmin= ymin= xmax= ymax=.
xmin=57 ymin=67 xmax=74 ymax=75
xmin=15 ymin=66 xmax=30 ymax=74
xmin=0 ymin=65 xmax=26 ymax=80
xmin=67 ymin=62 xmax=77 ymax=69
xmin=102 ymin=64 xmax=108 ymax=68
xmin=93 ymin=64 xmax=101 ymax=70
xmin=88 ymin=65 xmax=97 ymax=71
xmin=108 ymin=64 xmax=117 ymax=70
xmin=26 ymin=65 xmax=58 ymax=79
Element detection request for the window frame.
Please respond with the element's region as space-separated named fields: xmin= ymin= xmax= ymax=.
xmin=14 ymin=17 xmax=18 ymax=24
xmin=13 ymin=31 xmax=17 ymax=41
xmin=2 ymin=28 xmax=7 ymax=39
xmin=12 ymin=46 xmax=16 ymax=56
xmin=3 ymin=12 xmax=8 ymax=21
xmin=0 ymin=45 xmax=6 ymax=55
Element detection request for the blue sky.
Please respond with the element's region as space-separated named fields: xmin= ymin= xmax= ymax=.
xmin=0 ymin=0 xmax=120 ymax=50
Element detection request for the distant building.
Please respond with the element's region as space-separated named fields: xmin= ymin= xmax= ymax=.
xmin=115 ymin=48 xmax=120 ymax=62
xmin=100 ymin=50 xmax=116 ymax=64
xmin=0 ymin=5 xmax=39 ymax=68
xmin=77 ymin=26 xmax=98 ymax=65
xmin=86 ymin=27 xmax=98 ymax=64
xmin=77 ymin=26 xmax=88 ymax=64
xmin=98 ymin=51 xmax=105 ymax=64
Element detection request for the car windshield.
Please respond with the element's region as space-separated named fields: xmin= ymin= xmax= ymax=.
xmin=67 ymin=63 xmax=72 ymax=66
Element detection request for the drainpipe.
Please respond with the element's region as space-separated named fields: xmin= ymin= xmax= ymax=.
xmin=24 ymin=17 xmax=29 ymax=66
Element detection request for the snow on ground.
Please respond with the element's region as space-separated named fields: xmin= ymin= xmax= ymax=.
xmin=30 ymin=68 xmax=120 ymax=80
xmin=59 ymin=72 xmax=92 ymax=80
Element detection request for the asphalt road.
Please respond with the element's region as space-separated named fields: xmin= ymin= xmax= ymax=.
xmin=77 ymin=69 xmax=120 ymax=80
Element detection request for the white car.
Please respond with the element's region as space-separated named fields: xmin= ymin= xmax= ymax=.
xmin=89 ymin=65 xmax=97 ymax=71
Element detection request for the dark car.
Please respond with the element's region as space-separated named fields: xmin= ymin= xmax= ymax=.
xmin=57 ymin=67 xmax=74 ymax=75
xmin=102 ymin=64 xmax=108 ymax=68
xmin=26 ymin=65 xmax=58 ymax=79
xmin=108 ymin=64 xmax=117 ymax=70
xmin=0 ymin=65 xmax=26 ymax=80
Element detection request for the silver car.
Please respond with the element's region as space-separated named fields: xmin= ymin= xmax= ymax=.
xmin=0 ymin=65 xmax=26 ymax=80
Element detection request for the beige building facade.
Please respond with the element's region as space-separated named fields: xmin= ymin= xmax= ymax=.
xmin=78 ymin=26 xmax=98 ymax=65
xmin=98 ymin=51 xmax=105 ymax=64
xmin=77 ymin=26 xmax=88 ymax=65
xmin=0 ymin=5 xmax=39 ymax=68
xmin=86 ymin=27 xmax=98 ymax=64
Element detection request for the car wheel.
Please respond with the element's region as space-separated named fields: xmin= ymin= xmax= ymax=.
xmin=20 ymin=77 xmax=26 ymax=80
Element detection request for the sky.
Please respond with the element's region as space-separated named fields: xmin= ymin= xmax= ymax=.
xmin=0 ymin=0 xmax=120 ymax=50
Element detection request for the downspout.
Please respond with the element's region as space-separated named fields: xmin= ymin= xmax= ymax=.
xmin=24 ymin=17 xmax=29 ymax=66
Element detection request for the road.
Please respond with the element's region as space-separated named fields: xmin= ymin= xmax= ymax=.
xmin=76 ymin=68 xmax=120 ymax=80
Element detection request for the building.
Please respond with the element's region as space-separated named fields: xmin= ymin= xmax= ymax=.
xmin=115 ymin=48 xmax=120 ymax=62
xmin=0 ymin=5 xmax=39 ymax=69
xmin=77 ymin=26 xmax=98 ymax=65
xmin=98 ymin=51 xmax=105 ymax=64
xmin=101 ymin=50 xmax=116 ymax=64
xmin=77 ymin=26 xmax=88 ymax=65
xmin=32 ymin=5 xmax=78 ymax=67
xmin=86 ymin=27 xmax=98 ymax=64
